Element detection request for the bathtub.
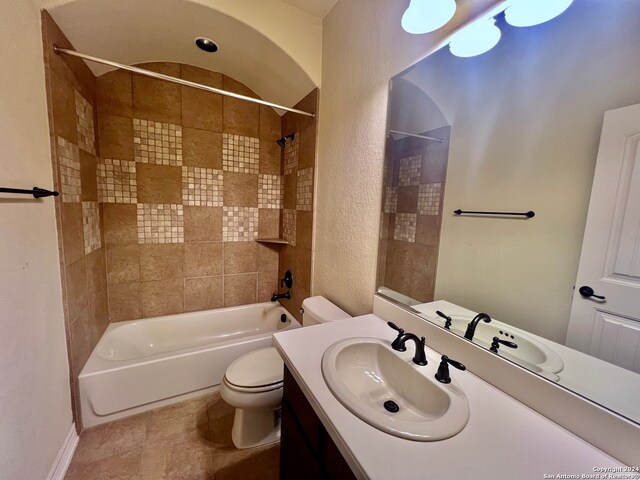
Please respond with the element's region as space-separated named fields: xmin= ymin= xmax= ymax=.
xmin=79 ymin=302 xmax=300 ymax=427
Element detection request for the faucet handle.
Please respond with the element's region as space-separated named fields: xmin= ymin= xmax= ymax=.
xmin=435 ymin=355 xmax=466 ymax=384
xmin=490 ymin=337 xmax=518 ymax=354
xmin=387 ymin=322 xmax=407 ymax=352
xmin=436 ymin=310 xmax=452 ymax=330
xmin=387 ymin=321 xmax=404 ymax=334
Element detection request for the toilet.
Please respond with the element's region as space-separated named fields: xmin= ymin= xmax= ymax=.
xmin=220 ymin=296 xmax=351 ymax=449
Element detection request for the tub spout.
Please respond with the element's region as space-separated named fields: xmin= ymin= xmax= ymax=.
xmin=271 ymin=291 xmax=291 ymax=302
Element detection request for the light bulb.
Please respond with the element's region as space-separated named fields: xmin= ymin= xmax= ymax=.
xmin=504 ymin=0 xmax=574 ymax=27
xmin=449 ymin=18 xmax=501 ymax=58
xmin=402 ymin=0 xmax=457 ymax=34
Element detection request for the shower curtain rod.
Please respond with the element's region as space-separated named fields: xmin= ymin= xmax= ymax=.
xmin=388 ymin=129 xmax=443 ymax=143
xmin=53 ymin=46 xmax=316 ymax=118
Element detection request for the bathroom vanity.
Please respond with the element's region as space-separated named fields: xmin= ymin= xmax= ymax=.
xmin=274 ymin=309 xmax=626 ymax=480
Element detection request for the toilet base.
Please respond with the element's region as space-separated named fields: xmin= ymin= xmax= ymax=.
xmin=231 ymin=407 xmax=281 ymax=449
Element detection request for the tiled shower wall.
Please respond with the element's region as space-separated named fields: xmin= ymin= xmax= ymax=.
xmin=377 ymin=126 xmax=451 ymax=303
xmin=96 ymin=62 xmax=284 ymax=321
xmin=278 ymin=90 xmax=319 ymax=321
xmin=42 ymin=11 xmax=108 ymax=428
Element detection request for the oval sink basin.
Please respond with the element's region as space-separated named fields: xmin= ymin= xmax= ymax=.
xmin=322 ymin=338 xmax=469 ymax=441
xmin=444 ymin=316 xmax=564 ymax=374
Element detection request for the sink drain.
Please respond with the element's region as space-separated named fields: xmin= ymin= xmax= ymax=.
xmin=383 ymin=400 xmax=399 ymax=413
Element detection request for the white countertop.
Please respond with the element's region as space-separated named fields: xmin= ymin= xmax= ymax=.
xmin=273 ymin=315 xmax=625 ymax=480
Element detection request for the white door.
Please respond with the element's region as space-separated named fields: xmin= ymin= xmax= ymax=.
xmin=566 ymin=104 xmax=640 ymax=374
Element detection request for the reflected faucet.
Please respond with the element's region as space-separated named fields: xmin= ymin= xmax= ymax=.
xmin=464 ymin=313 xmax=492 ymax=341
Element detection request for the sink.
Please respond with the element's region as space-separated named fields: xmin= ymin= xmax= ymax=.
xmin=442 ymin=316 xmax=564 ymax=374
xmin=322 ymin=337 xmax=469 ymax=441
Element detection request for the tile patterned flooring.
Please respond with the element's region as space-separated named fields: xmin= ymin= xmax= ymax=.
xmin=65 ymin=393 xmax=279 ymax=480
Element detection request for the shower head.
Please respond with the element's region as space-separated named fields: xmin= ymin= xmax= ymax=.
xmin=276 ymin=133 xmax=296 ymax=148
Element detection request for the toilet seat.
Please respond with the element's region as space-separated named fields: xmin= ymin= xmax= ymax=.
xmin=223 ymin=347 xmax=284 ymax=392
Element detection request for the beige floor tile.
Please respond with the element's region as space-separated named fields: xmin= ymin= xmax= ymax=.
xmin=72 ymin=412 xmax=148 ymax=464
xmin=65 ymin=447 xmax=142 ymax=480
xmin=213 ymin=444 xmax=280 ymax=480
xmin=146 ymin=396 xmax=209 ymax=443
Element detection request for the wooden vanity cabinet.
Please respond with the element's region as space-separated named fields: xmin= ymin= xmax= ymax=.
xmin=280 ymin=367 xmax=357 ymax=480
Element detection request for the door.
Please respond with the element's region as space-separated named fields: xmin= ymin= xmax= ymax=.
xmin=566 ymin=104 xmax=640 ymax=374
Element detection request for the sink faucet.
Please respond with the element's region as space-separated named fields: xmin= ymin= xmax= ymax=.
xmin=464 ymin=313 xmax=492 ymax=341
xmin=271 ymin=291 xmax=291 ymax=302
xmin=387 ymin=322 xmax=428 ymax=366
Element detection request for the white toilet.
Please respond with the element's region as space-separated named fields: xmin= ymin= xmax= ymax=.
xmin=220 ymin=296 xmax=351 ymax=449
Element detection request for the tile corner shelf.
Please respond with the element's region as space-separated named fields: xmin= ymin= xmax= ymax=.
xmin=255 ymin=238 xmax=289 ymax=245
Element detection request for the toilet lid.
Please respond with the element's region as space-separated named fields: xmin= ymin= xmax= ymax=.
xmin=225 ymin=347 xmax=284 ymax=388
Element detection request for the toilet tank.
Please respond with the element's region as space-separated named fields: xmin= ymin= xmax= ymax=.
xmin=301 ymin=296 xmax=351 ymax=326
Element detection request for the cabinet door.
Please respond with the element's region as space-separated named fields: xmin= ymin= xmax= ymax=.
xmin=280 ymin=400 xmax=323 ymax=480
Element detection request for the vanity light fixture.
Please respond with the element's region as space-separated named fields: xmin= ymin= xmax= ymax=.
xmin=449 ymin=17 xmax=501 ymax=58
xmin=504 ymin=0 xmax=574 ymax=28
xmin=401 ymin=0 xmax=457 ymax=34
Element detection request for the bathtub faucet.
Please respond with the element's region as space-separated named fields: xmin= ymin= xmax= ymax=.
xmin=271 ymin=291 xmax=291 ymax=302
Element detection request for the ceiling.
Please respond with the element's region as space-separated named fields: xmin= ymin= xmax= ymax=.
xmin=41 ymin=0 xmax=322 ymax=109
xmin=281 ymin=0 xmax=338 ymax=18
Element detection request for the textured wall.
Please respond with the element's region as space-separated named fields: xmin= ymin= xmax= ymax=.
xmin=314 ymin=0 xmax=506 ymax=315
xmin=0 ymin=2 xmax=72 ymax=478
xmin=42 ymin=10 xmax=107 ymax=430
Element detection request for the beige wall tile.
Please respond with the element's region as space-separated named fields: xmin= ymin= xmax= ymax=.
xmin=397 ymin=185 xmax=419 ymax=213
xmin=180 ymin=65 xmax=223 ymax=87
xmin=259 ymin=140 xmax=281 ymax=175
xmin=259 ymin=105 xmax=281 ymax=140
xmin=223 ymin=241 xmax=257 ymax=274
xmin=183 ymin=128 xmax=222 ymax=169
xmin=103 ymin=204 xmax=138 ymax=244
xmin=223 ymin=274 xmax=257 ymax=307
xmin=66 ymin=257 xmax=88 ymax=322
xmin=140 ymin=244 xmax=185 ymax=282
xmin=133 ymin=63 xmax=181 ymax=124
xmin=98 ymin=114 xmax=134 ymax=160
xmin=296 ymin=247 xmax=312 ymax=292
xmin=184 ymin=206 xmax=222 ymax=242
xmin=68 ymin=307 xmax=92 ymax=377
xmin=141 ymin=279 xmax=184 ymax=317
xmin=89 ymin=289 xmax=109 ymax=340
xmin=283 ymin=173 xmax=296 ymax=210
xmin=223 ymin=172 xmax=258 ymax=207
xmin=181 ymin=87 xmax=222 ymax=132
xmin=258 ymin=272 xmax=279 ymax=303
xmin=184 ymin=242 xmax=222 ymax=277
xmin=298 ymin=123 xmax=317 ymax=170
xmin=106 ymin=244 xmax=140 ymax=285
xmin=278 ymin=245 xmax=296 ymax=282
xmin=60 ymin=202 xmax=85 ymax=265
xmin=288 ymin=285 xmax=309 ymax=322
xmin=416 ymin=214 xmax=443 ymax=247
xmin=49 ymin=70 xmax=78 ymax=143
xmin=97 ymin=69 xmax=133 ymax=118
xmin=258 ymin=208 xmax=280 ymax=238
xmin=79 ymin=150 xmax=98 ymax=201
xmin=296 ymin=210 xmax=313 ymax=251
xmin=257 ymin=244 xmax=279 ymax=274
xmin=86 ymin=247 xmax=106 ymax=299
xmin=108 ymin=282 xmax=142 ymax=321
xmin=184 ymin=276 xmax=223 ymax=312
xmin=223 ymin=97 xmax=259 ymax=138
xmin=136 ymin=164 xmax=183 ymax=204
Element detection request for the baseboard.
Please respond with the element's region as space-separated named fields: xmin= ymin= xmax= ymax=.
xmin=46 ymin=424 xmax=78 ymax=480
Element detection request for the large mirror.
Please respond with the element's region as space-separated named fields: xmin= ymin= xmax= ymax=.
xmin=377 ymin=0 xmax=640 ymax=425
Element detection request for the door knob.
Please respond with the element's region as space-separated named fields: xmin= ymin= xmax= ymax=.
xmin=578 ymin=286 xmax=606 ymax=300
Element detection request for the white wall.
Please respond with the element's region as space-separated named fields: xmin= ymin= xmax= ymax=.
xmin=0 ymin=1 xmax=73 ymax=478
xmin=314 ymin=0 xmax=506 ymax=314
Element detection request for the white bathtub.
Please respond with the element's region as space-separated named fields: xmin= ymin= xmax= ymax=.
xmin=79 ymin=302 xmax=300 ymax=427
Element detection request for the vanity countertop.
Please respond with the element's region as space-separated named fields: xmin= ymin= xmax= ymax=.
xmin=273 ymin=314 xmax=625 ymax=480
